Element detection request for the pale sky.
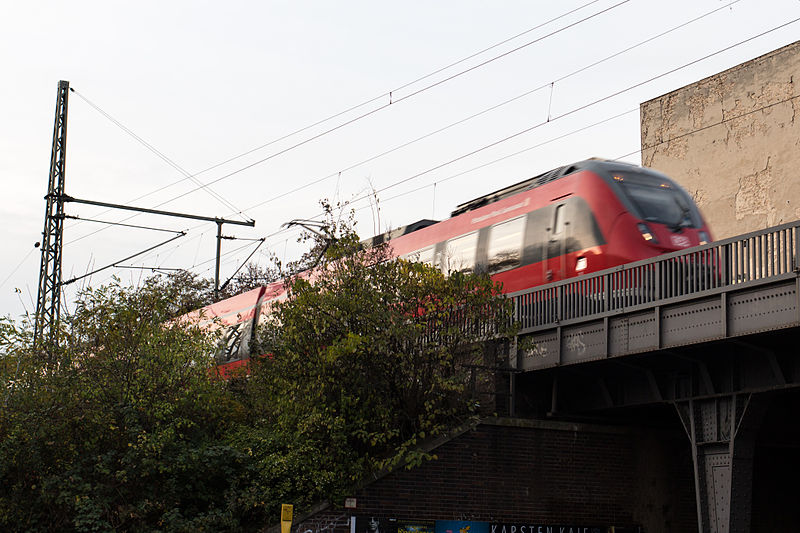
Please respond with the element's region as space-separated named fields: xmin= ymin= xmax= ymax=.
xmin=2 ymin=0 xmax=800 ymax=319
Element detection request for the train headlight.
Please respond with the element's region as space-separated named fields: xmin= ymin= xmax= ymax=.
xmin=699 ymin=231 xmax=710 ymax=245
xmin=637 ymin=222 xmax=659 ymax=244
xmin=576 ymin=257 xmax=588 ymax=271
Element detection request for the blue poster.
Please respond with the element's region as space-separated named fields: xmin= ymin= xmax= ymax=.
xmin=436 ymin=521 xmax=491 ymax=533
xmin=396 ymin=521 xmax=435 ymax=533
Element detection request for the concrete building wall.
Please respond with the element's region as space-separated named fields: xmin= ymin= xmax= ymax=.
xmin=640 ymin=40 xmax=800 ymax=240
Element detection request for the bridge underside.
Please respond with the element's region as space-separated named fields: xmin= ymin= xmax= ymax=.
xmin=498 ymin=223 xmax=800 ymax=531
xmin=509 ymin=325 xmax=800 ymax=533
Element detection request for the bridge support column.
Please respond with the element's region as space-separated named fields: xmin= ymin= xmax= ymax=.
xmin=675 ymin=394 xmax=763 ymax=533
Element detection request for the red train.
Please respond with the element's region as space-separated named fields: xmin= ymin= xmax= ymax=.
xmin=189 ymin=158 xmax=712 ymax=372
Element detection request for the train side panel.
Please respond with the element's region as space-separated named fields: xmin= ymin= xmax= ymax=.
xmin=193 ymin=159 xmax=712 ymax=374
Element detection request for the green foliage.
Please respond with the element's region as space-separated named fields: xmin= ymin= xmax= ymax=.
xmin=232 ymin=206 xmax=515 ymax=509
xmin=141 ymin=270 xmax=216 ymax=318
xmin=0 ymin=205 xmax=516 ymax=528
xmin=0 ymin=279 xmax=254 ymax=532
xmin=219 ymin=262 xmax=281 ymax=301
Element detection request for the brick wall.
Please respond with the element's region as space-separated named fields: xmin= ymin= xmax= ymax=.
xmin=293 ymin=418 xmax=697 ymax=533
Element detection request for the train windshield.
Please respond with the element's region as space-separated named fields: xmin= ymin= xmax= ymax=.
xmin=612 ymin=173 xmax=699 ymax=228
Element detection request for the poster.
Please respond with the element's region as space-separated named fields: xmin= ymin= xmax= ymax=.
xmin=396 ymin=521 xmax=435 ymax=533
xmin=355 ymin=517 xmax=394 ymax=533
xmin=435 ymin=520 xmax=491 ymax=533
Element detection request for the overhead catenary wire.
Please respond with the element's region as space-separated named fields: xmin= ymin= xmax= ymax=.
xmin=64 ymin=1 xmax=625 ymax=248
xmin=341 ymin=88 xmax=800 ymax=242
xmin=119 ymin=228 xmax=284 ymax=280
xmin=70 ymin=89 xmax=249 ymax=221
xmin=72 ymin=6 xmax=798 ymax=286
xmin=323 ymin=16 xmax=800 ymax=217
xmin=235 ymin=0 xmax=740 ymax=215
xmin=63 ymin=214 xmax=183 ymax=234
xmin=0 ymin=248 xmax=37 ymax=291
xmin=391 ymin=0 xmax=607 ymax=94
xmin=223 ymin=236 xmax=267 ymax=242
xmin=206 ymin=90 xmax=799 ymax=281
xmin=154 ymin=89 xmax=800 ymax=282
xmin=193 ymin=232 xmax=206 ymax=267
xmin=126 ymin=224 xmax=299 ymax=274
xmin=375 ymin=108 xmax=640 ymax=209
xmin=92 ymin=231 xmax=212 ymax=287
xmin=219 ymin=238 xmax=267 ymax=291
xmin=194 ymin=240 xmax=263 ymax=271
xmin=181 ymin=229 xmax=306 ymax=281
xmin=153 ymin=0 xmax=633 ymax=207
xmin=115 ymin=265 xmax=185 ymax=272
xmin=80 ymin=0 xmax=612 ymax=214
xmin=123 ymin=12 xmax=792 ymax=276
xmin=62 ymin=232 xmax=186 ymax=286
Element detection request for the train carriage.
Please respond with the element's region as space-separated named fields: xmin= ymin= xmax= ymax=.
xmin=189 ymin=158 xmax=713 ymax=372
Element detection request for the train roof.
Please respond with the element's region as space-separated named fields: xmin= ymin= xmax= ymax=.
xmin=364 ymin=218 xmax=439 ymax=247
xmin=450 ymin=158 xmax=647 ymax=217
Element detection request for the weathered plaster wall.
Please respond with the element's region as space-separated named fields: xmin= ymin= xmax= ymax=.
xmin=641 ymin=40 xmax=800 ymax=239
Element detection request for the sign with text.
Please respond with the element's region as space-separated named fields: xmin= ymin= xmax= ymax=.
xmin=491 ymin=525 xmax=639 ymax=533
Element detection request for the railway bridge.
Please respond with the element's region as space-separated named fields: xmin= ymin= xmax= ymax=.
xmin=503 ymin=220 xmax=800 ymax=532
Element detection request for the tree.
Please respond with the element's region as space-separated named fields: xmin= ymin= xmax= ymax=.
xmin=0 ymin=205 xmax=517 ymax=529
xmin=218 ymin=262 xmax=281 ymax=301
xmin=0 ymin=278 xmax=256 ymax=531
xmin=229 ymin=206 xmax=515 ymax=510
xmin=142 ymin=269 xmax=216 ymax=318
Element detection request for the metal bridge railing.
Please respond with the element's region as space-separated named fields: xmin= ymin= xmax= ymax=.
xmin=509 ymin=221 xmax=800 ymax=332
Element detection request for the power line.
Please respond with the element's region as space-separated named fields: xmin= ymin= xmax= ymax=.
xmin=221 ymin=91 xmax=800 ymax=280
xmin=62 ymin=232 xmax=186 ymax=286
xmin=376 ymin=108 xmax=640 ymax=208
xmin=219 ymin=238 xmax=267 ymax=291
xmin=66 ymin=2 xmax=644 ymax=257
xmin=236 ymin=0 xmax=739 ymax=215
xmin=78 ymin=0 xmax=611 ymax=217
xmin=123 ymin=11 xmax=790 ymax=277
xmin=332 ymin=16 xmax=800 ymax=214
xmin=70 ymin=88 xmax=249 ymax=220
xmin=77 ymin=6 xmax=796 ymax=282
xmin=0 ymin=247 xmax=37 ymax=291
xmin=63 ymin=214 xmax=182 ymax=234
xmin=137 ymin=0 xmax=634 ymax=210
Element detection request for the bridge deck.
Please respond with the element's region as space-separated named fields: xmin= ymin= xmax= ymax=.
xmin=508 ymin=220 xmax=800 ymax=372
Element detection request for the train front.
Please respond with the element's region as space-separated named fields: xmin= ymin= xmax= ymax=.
xmin=599 ymin=164 xmax=713 ymax=263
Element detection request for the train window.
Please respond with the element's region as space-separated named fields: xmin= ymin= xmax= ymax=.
xmin=441 ymin=232 xmax=479 ymax=273
xmin=405 ymin=246 xmax=435 ymax=266
xmin=215 ymin=321 xmax=252 ymax=364
xmin=553 ymin=204 xmax=566 ymax=235
xmin=487 ymin=216 xmax=525 ymax=274
xmin=614 ymin=173 xmax=698 ymax=228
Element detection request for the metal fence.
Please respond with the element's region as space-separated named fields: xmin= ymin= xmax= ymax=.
xmin=510 ymin=221 xmax=800 ymax=332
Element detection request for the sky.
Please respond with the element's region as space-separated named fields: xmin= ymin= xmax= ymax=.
xmin=2 ymin=0 xmax=800 ymax=320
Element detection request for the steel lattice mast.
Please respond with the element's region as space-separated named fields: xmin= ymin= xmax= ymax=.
xmin=33 ymin=80 xmax=70 ymax=348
